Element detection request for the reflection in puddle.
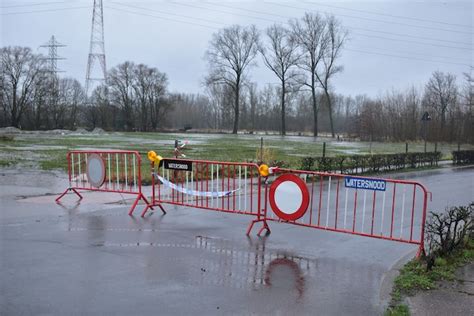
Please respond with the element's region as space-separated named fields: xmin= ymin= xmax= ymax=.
xmin=96 ymin=236 xmax=316 ymax=300
xmin=264 ymin=257 xmax=305 ymax=299
xmin=194 ymin=236 xmax=315 ymax=300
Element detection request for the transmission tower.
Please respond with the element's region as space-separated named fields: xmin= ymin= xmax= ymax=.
xmin=40 ymin=35 xmax=66 ymax=75
xmin=85 ymin=0 xmax=107 ymax=96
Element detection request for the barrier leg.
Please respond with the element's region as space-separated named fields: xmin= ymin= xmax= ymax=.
xmin=55 ymin=188 xmax=83 ymax=203
xmin=129 ymin=193 xmax=157 ymax=216
xmin=140 ymin=203 xmax=165 ymax=217
xmin=257 ymin=220 xmax=271 ymax=236
xmin=246 ymin=219 xmax=271 ymax=236
xmin=71 ymin=188 xmax=83 ymax=199
xmin=128 ymin=194 xmax=141 ymax=216
xmin=416 ymin=244 xmax=426 ymax=259
xmin=142 ymin=195 xmax=165 ymax=216
xmin=246 ymin=220 xmax=257 ymax=235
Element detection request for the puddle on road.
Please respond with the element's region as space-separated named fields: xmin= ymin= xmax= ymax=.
xmin=70 ymin=227 xmax=160 ymax=233
xmin=96 ymin=235 xmax=315 ymax=299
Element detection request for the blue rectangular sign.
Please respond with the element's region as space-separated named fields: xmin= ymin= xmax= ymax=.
xmin=344 ymin=176 xmax=386 ymax=191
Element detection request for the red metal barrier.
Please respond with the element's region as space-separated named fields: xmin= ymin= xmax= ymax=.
xmin=146 ymin=154 xmax=428 ymax=255
xmin=147 ymin=156 xmax=428 ymax=256
xmin=56 ymin=150 xmax=154 ymax=215
xmin=57 ymin=149 xmax=429 ymax=256
xmin=254 ymin=168 xmax=429 ymax=257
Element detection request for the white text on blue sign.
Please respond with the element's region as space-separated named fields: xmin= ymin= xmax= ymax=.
xmin=344 ymin=177 xmax=386 ymax=191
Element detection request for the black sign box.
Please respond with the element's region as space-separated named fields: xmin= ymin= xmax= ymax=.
xmin=163 ymin=159 xmax=193 ymax=172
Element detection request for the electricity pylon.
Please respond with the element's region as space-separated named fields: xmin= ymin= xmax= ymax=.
xmin=85 ymin=0 xmax=107 ymax=96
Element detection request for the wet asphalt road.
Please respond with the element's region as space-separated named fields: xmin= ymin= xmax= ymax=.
xmin=0 ymin=166 xmax=473 ymax=315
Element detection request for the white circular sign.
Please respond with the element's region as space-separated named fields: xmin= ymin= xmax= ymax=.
xmin=274 ymin=181 xmax=303 ymax=214
xmin=87 ymin=154 xmax=106 ymax=188
xmin=269 ymin=174 xmax=310 ymax=221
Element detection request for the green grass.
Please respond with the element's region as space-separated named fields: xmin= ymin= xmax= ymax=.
xmin=395 ymin=241 xmax=474 ymax=296
xmin=385 ymin=304 xmax=409 ymax=316
xmin=387 ymin=239 xmax=474 ymax=314
xmin=0 ymin=159 xmax=17 ymax=167
xmin=0 ymin=131 xmax=472 ymax=172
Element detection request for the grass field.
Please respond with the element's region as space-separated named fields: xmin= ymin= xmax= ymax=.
xmin=0 ymin=131 xmax=472 ymax=172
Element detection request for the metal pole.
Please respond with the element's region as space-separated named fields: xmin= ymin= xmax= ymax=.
xmin=174 ymin=139 xmax=178 ymax=158
xmin=423 ymin=122 xmax=427 ymax=153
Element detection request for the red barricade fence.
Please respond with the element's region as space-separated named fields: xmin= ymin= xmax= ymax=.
xmin=56 ymin=150 xmax=153 ymax=215
xmin=258 ymin=168 xmax=429 ymax=257
xmin=147 ymin=158 xmax=262 ymax=219
xmin=148 ymin=156 xmax=429 ymax=257
xmin=57 ymin=151 xmax=430 ymax=257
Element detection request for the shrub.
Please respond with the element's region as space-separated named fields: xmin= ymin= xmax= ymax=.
xmin=424 ymin=202 xmax=474 ymax=270
xmin=452 ymin=150 xmax=474 ymax=165
xmin=300 ymin=157 xmax=315 ymax=171
xmin=299 ymin=152 xmax=441 ymax=174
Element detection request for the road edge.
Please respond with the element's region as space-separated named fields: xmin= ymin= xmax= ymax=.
xmin=379 ymin=246 xmax=418 ymax=311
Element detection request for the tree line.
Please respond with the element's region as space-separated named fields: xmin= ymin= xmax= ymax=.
xmin=1 ymin=12 xmax=472 ymax=143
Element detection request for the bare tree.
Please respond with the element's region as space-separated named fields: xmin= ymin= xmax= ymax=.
xmin=108 ymin=61 xmax=136 ymax=130
xmin=315 ymin=15 xmax=348 ymax=138
xmin=461 ymin=70 xmax=473 ymax=142
xmin=26 ymin=71 xmax=49 ymax=129
xmin=461 ymin=70 xmax=473 ymax=117
xmin=131 ymin=64 xmax=168 ymax=131
xmin=290 ymin=13 xmax=327 ymax=137
xmin=260 ymin=24 xmax=299 ymax=135
xmin=27 ymin=77 xmax=84 ymax=130
xmin=87 ymin=84 xmax=114 ymax=129
xmin=149 ymin=74 xmax=170 ymax=131
xmin=423 ymin=71 xmax=457 ymax=137
xmin=1 ymin=46 xmax=45 ymax=128
xmin=61 ymin=78 xmax=84 ymax=129
xmin=205 ymin=25 xmax=260 ymax=134
xmin=247 ymin=82 xmax=259 ymax=132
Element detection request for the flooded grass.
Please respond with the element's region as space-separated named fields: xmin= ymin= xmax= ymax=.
xmin=0 ymin=131 xmax=472 ymax=172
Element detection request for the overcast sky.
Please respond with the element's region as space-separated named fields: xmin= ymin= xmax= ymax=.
xmin=1 ymin=0 xmax=472 ymax=97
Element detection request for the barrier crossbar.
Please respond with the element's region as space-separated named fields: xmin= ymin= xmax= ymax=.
xmin=56 ymin=150 xmax=153 ymax=215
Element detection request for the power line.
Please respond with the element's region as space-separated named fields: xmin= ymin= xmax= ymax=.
xmin=345 ymin=48 xmax=471 ymax=67
xmin=304 ymin=1 xmax=472 ymax=29
xmin=269 ymin=2 xmax=473 ymax=35
xmin=1 ymin=5 xmax=91 ymax=16
xmin=169 ymin=2 xmax=471 ymax=51
xmin=106 ymin=4 xmax=472 ymax=68
xmin=110 ymin=2 xmax=224 ymax=26
xmin=0 ymin=1 xmax=67 ymax=9
xmin=354 ymin=33 xmax=470 ymax=51
xmin=112 ymin=0 xmax=470 ymax=29
xmin=347 ymin=45 xmax=471 ymax=63
xmin=0 ymin=1 xmax=68 ymax=9
xmin=106 ymin=5 xmax=218 ymax=30
xmin=170 ymin=1 xmax=281 ymax=24
xmin=203 ymin=2 xmax=470 ymax=47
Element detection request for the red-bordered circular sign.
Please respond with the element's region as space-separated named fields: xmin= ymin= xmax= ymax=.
xmin=269 ymin=174 xmax=310 ymax=221
xmin=87 ymin=153 xmax=106 ymax=188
